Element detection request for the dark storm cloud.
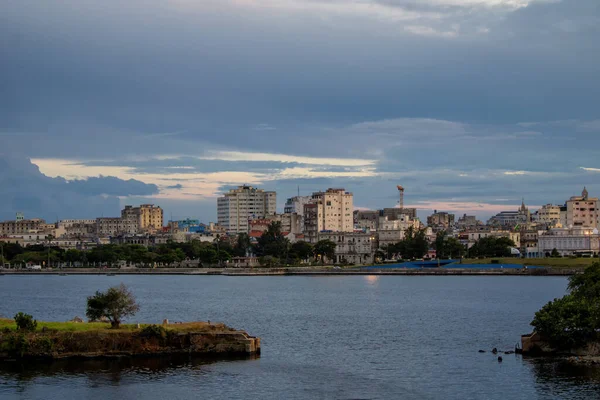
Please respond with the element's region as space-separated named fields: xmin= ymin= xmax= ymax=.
xmin=0 ymin=155 xmax=158 ymax=221
xmin=0 ymin=0 xmax=599 ymax=221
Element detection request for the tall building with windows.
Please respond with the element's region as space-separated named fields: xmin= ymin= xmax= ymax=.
xmin=217 ymin=185 xmax=277 ymax=233
xmin=303 ymin=188 xmax=354 ymax=242
xmin=121 ymin=204 xmax=164 ymax=233
xmin=566 ymin=187 xmax=599 ymax=229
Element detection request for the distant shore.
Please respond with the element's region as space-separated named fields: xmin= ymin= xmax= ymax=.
xmin=0 ymin=266 xmax=577 ymax=276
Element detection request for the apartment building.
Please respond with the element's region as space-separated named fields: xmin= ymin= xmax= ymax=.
xmin=0 ymin=218 xmax=46 ymax=235
xmin=217 ymin=185 xmax=277 ymax=234
xmin=122 ymin=204 xmax=164 ymax=233
xmin=566 ymin=187 xmax=599 ymax=229
xmin=302 ymin=188 xmax=354 ymax=242
xmin=532 ymin=204 xmax=562 ymax=227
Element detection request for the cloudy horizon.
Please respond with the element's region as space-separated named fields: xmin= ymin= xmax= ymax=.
xmin=1 ymin=0 xmax=599 ymax=222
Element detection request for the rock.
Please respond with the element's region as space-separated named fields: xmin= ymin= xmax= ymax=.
xmin=70 ymin=316 xmax=84 ymax=323
xmin=478 ymin=350 xmax=486 ymax=353
xmin=498 ymin=356 xmax=503 ymax=362
xmin=492 ymin=348 xmax=498 ymax=354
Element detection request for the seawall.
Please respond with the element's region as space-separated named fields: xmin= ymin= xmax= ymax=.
xmin=0 ymin=267 xmax=577 ymax=276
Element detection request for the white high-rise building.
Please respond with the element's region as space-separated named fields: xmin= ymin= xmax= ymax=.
xmin=217 ymin=185 xmax=277 ymax=234
xmin=303 ymin=188 xmax=354 ymax=242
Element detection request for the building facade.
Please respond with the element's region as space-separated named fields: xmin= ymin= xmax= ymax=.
xmin=302 ymin=188 xmax=354 ymax=242
xmin=121 ymin=204 xmax=163 ymax=233
xmin=532 ymin=204 xmax=562 ymax=227
xmin=487 ymin=201 xmax=530 ymax=227
xmin=217 ymin=185 xmax=277 ymax=234
xmin=566 ymin=187 xmax=599 ymax=229
xmin=0 ymin=218 xmax=46 ymax=235
xmin=318 ymin=231 xmax=377 ymax=265
xmin=538 ymin=226 xmax=600 ymax=256
xmin=427 ymin=211 xmax=455 ymax=231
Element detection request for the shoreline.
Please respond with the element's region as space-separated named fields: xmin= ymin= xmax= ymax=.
xmin=0 ymin=267 xmax=577 ymax=276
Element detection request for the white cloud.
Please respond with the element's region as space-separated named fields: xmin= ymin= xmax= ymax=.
xmin=404 ymin=25 xmax=458 ymax=38
xmin=199 ymin=151 xmax=376 ymax=167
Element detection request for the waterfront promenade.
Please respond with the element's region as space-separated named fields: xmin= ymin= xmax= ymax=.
xmin=0 ymin=266 xmax=576 ymax=276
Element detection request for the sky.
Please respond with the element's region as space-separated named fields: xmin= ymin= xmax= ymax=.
xmin=1 ymin=0 xmax=599 ymax=223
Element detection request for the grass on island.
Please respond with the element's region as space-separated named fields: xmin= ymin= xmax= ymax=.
xmin=460 ymin=257 xmax=597 ymax=269
xmin=0 ymin=319 xmax=233 ymax=333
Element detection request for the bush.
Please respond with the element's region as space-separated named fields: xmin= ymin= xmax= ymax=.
xmin=35 ymin=336 xmax=54 ymax=353
xmin=139 ymin=325 xmax=167 ymax=340
xmin=7 ymin=333 xmax=30 ymax=357
xmin=14 ymin=312 xmax=37 ymax=332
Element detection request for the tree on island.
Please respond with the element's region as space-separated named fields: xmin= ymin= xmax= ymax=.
xmin=531 ymin=262 xmax=600 ymax=348
xmin=86 ymin=284 xmax=139 ymax=329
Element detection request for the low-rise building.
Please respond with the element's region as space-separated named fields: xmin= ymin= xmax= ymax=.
xmin=110 ymin=234 xmax=171 ymax=246
xmin=427 ymin=210 xmax=455 ymax=231
xmin=317 ymin=231 xmax=377 ymax=265
xmin=0 ymin=217 xmax=46 ymax=235
xmin=538 ymin=227 xmax=599 ymax=257
xmin=487 ymin=201 xmax=530 ymax=228
xmin=466 ymin=229 xmax=521 ymax=248
xmin=456 ymin=214 xmax=482 ymax=229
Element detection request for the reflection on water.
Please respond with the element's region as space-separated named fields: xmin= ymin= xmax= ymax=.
xmin=0 ymin=354 xmax=259 ymax=384
xmin=2 ymin=275 xmax=600 ymax=399
xmin=528 ymin=357 xmax=600 ymax=382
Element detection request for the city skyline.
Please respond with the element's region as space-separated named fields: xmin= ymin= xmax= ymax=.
xmin=1 ymin=0 xmax=599 ymax=222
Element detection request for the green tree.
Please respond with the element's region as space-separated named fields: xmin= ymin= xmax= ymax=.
xmin=258 ymin=255 xmax=280 ymax=268
xmin=468 ymin=236 xmax=515 ymax=258
xmin=86 ymin=284 xmax=140 ymax=329
xmin=531 ymin=263 xmax=600 ymax=348
xmin=233 ymin=233 xmax=251 ymax=257
xmin=551 ymin=248 xmax=560 ymax=258
xmin=434 ymin=231 xmax=465 ymax=259
xmin=290 ymin=241 xmax=313 ymax=262
xmin=397 ymin=227 xmax=429 ymax=259
xmin=64 ymin=249 xmax=83 ymax=264
xmin=198 ymin=247 xmax=218 ymax=265
xmin=255 ymin=222 xmax=290 ymax=258
xmin=313 ymin=240 xmax=336 ymax=264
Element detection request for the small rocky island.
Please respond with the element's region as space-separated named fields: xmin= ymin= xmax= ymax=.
xmin=519 ymin=262 xmax=600 ymax=364
xmin=0 ymin=284 xmax=260 ymax=361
